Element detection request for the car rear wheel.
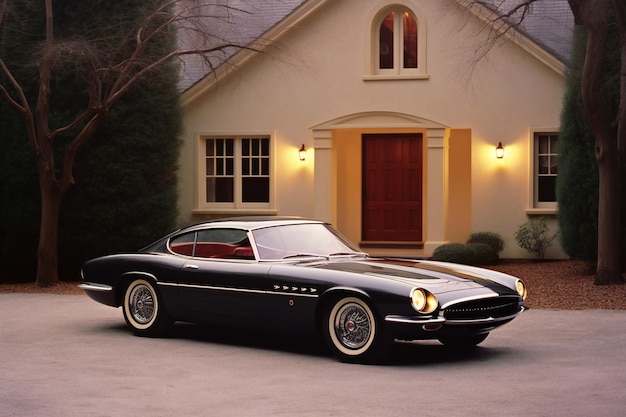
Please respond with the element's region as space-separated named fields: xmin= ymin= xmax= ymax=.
xmin=122 ymin=278 xmax=171 ymax=337
xmin=323 ymin=296 xmax=392 ymax=363
xmin=438 ymin=333 xmax=489 ymax=348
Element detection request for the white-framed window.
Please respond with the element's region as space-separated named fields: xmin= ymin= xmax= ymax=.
xmin=365 ymin=4 xmax=428 ymax=79
xmin=197 ymin=135 xmax=273 ymax=211
xmin=530 ymin=131 xmax=559 ymax=210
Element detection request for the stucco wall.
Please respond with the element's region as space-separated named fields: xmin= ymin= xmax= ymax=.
xmin=180 ymin=0 xmax=567 ymax=259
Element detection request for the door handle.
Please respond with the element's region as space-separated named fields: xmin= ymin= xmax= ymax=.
xmin=184 ymin=264 xmax=199 ymax=269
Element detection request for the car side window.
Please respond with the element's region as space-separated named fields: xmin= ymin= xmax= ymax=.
xmin=169 ymin=232 xmax=197 ymax=256
xmin=169 ymin=228 xmax=254 ymax=259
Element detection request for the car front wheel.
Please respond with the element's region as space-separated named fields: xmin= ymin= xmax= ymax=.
xmin=323 ymin=296 xmax=392 ymax=363
xmin=122 ymin=278 xmax=171 ymax=337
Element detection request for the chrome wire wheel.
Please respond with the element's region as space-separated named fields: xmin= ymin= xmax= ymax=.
xmin=333 ymin=300 xmax=372 ymax=350
xmin=128 ymin=282 xmax=156 ymax=325
xmin=325 ymin=296 xmax=383 ymax=361
xmin=122 ymin=278 xmax=170 ymax=336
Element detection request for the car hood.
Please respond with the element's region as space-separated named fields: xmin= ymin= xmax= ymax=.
xmin=312 ymin=258 xmax=516 ymax=295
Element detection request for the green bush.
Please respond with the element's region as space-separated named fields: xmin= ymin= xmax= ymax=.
xmin=467 ymin=232 xmax=504 ymax=254
xmin=432 ymin=242 xmax=498 ymax=266
xmin=514 ymin=217 xmax=558 ymax=259
xmin=467 ymin=243 xmax=499 ymax=265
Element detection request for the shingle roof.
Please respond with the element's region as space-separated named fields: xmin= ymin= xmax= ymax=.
xmin=478 ymin=0 xmax=574 ymax=64
xmin=177 ymin=0 xmax=306 ymax=91
xmin=178 ymin=0 xmax=574 ymax=91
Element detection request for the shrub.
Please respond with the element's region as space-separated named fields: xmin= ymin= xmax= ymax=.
xmin=432 ymin=243 xmax=474 ymax=264
xmin=467 ymin=232 xmax=504 ymax=254
xmin=514 ymin=217 xmax=558 ymax=259
xmin=432 ymin=242 xmax=498 ymax=266
xmin=467 ymin=243 xmax=499 ymax=265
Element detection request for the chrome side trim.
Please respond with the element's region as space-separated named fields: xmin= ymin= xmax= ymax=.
xmin=385 ymin=315 xmax=445 ymax=325
xmin=78 ymin=283 xmax=113 ymax=292
xmin=158 ymin=282 xmax=179 ymax=287
xmin=165 ymin=282 xmax=319 ymax=298
xmin=269 ymin=291 xmax=319 ymax=299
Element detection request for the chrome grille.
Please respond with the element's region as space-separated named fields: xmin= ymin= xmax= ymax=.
xmin=444 ymin=297 xmax=520 ymax=320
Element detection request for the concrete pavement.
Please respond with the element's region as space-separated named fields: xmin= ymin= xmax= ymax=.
xmin=1 ymin=293 xmax=625 ymax=417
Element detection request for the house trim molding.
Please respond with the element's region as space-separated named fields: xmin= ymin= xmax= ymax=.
xmin=181 ymin=0 xmax=565 ymax=107
xmin=311 ymin=111 xmax=450 ymax=256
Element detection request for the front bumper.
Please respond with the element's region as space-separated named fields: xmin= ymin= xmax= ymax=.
xmin=384 ymin=305 xmax=527 ymax=340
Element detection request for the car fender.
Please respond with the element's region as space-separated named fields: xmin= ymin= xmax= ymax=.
xmin=314 ymin=286 xmax=378 ymax=329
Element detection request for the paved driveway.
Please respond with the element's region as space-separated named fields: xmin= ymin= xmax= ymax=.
xmin=1 ymin=293 xmax=625 ymax=417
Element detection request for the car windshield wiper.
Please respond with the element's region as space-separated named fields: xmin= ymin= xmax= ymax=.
xmin=282 ymin=253 xmax=329 ymax=260
xmin=329 ymin=252 xmax=368 ymax=258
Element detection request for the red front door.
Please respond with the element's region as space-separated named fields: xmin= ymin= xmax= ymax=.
xmin=362 ymin=134 xmax=423 ymax=242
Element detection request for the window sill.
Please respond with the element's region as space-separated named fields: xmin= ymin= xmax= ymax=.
xmin=525 ymin=208 xmax=558 ymax=216
xmin=363 ymin=74 xmax=429 ymax=81
xmin=360 ymin=241 xmax=424 ymax=249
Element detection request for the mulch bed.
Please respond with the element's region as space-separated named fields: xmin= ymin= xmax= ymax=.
xmin=490 ymin=259 xmax=626 ymax=310
xmin=1 ymin=259 xmax=625 ymax=309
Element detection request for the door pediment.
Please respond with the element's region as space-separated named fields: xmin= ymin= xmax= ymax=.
xmin=311 ymin=111 xmax=447 ymax=130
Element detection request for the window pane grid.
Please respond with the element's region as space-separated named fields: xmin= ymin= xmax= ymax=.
xmin=204 ymin=136 xmax=271 ymax=205
xmin=535 ymin=133 xmax=559 ymax=205
xmin=206 ymin=138 xmax=235 ymax=203
xmin=242 ymin=137 xmax=270 ymax=179
xmin=537 ymin=134 xmax=558 ymax=176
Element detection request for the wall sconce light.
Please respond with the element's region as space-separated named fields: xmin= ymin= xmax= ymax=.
xmin=299 ymin=144 xmax=306 ymax=161
xmin=495 ymin=142 xmax=504 ymax=159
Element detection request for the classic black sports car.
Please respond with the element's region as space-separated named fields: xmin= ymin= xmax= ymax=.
xmin=80 ymin=217 xmax=527 ymax=363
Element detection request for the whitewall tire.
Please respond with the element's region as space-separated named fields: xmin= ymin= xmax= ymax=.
xmin=323 ymin=296 xmax=392 ymax=363
xmin=122 ymin=278 xmax=170 ymax=336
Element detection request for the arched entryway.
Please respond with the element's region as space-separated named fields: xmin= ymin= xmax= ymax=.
xmin=311 ymin=111 xmax=466 ymax=257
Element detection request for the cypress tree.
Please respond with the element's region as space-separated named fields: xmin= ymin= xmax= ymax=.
xmin=556 ymin=26 xmax=599 ymax=260
xmin=556 ymin=22 xmax=622 ymax=261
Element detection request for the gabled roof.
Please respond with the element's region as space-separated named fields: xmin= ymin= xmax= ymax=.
xmin=474 ymin=0 xmax=574 ymax=64
xmin=178 ymin=0 xmax=309 ymax=92
xmin=179 ymin=0 xmax=573 ymax=100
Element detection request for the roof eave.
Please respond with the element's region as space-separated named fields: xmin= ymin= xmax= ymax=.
xmin=455 ymin=0 xmax=567 ymax=76
xmin=181 ymin=0 xmax=328 ymax=107
xmin=181 ymin=0 xmax=567 ymax=107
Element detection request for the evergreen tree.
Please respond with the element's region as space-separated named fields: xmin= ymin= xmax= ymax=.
xmin=556 ymin=26 xmax=599 ymax=260
xmin=0 ymin=0 xmax=181 ymax=282
xmin=556 ymin=21 xmax=623 ymax=263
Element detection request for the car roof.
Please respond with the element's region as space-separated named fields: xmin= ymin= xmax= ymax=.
xmin=179 ymin=216 xmax=324 ymax=233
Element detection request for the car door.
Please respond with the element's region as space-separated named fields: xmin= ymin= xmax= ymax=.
xmin=171 ymin=228 xmax=273 ymax=322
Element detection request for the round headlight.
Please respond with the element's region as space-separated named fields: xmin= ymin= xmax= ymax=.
xmin=516 ymin=280 xmax=528 ymax=300
xmin=411 ymin=288 xmax=438 ymax=313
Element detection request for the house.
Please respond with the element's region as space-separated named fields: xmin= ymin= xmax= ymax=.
xmin=177 ymin=0 xmax=574 ymax=259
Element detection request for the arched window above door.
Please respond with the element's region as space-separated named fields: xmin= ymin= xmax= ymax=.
xmin=366 ymin=4 xmax=428 ymax=80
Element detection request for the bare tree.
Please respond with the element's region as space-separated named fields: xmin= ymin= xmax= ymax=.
xmin=464 ymin=0 xmax=624 ymax=284
xmin=0 ymin=0 xmax=254 ymax=286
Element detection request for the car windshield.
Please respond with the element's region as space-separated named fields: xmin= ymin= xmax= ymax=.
xmin=251 ymin=223 xmax=364 ymax=260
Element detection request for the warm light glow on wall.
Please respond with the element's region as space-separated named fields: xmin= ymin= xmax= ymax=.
xmin=477 ymin=140 xmax=524 ymax=174
xmin=496 ymin=142 xmax=504 ymax=159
